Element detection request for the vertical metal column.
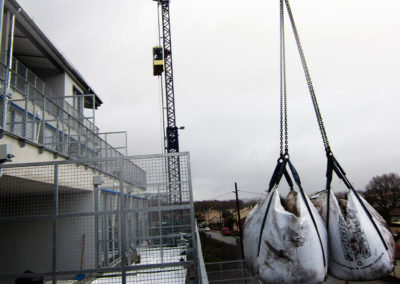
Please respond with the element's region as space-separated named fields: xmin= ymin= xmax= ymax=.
xmin=111 ymin=197 xmax=115 ymax=262
xmin=132 ymin=200 xmax=137 ymax=247
xmin=67 ymin=113 xmax=70 ymax=154
xmin=56 ymin=105 xmax=60 ymax=152
xmin=52 ymin=164 xmax=59 ymax=284
xmin=187 ymin=154 xmax=199 ymax=283
xmin=0 ymin=1 xmax=5 ymax=51
xmin=141 ymin=199 xmax=147 ymax=242
xmin=24 ymin=78 xmax=28 ymax=139
xmin=119 ymin=159 xmax=127 ymax=284
xmin=41 ymin=96 xmax=45 ymax=145
xmin=103 ymin=193 xmax=109 ymax=265
xmin=94 ymin=183 xmax=99 ymax=268
xmin=77 ymin=119 xmax=81 ymax=158
xmin=158 ymin=185 xmax=164 ymax=263
xmin=1 ymin=9 xmax=18 ymax=137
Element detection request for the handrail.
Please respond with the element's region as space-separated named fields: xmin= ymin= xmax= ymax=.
xmin=0 ymin=61 xmax=143 ymax=186
xmin=196 ymin=221 xmax=210 ymax=284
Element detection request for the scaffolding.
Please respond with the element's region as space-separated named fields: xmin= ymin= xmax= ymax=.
xmin=0 ymin=152 xmax=200 ymax=283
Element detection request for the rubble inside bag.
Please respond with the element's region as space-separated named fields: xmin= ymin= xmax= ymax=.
xmin=244 ymin=188 xmax=328 ymax=284
xmin=338 ymin=198 xmax=348 ymax=218
xmin=326 ymin=190 xmax=395 ymax=280
xmin=310 ymin=190 xmax=328 ymax=223
xmin=283 ymin=190 xmax=299 ymax=217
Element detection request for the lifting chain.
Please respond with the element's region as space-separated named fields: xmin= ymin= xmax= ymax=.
xmin=283 ymin=0 xmax=331 ymax=153
xmin=280 ymin=0 xmax=288 ymax=156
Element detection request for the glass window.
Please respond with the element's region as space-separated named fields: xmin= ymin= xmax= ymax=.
xmin=153 ymin=48 xmax=163 ymax=60
xmin=73 ymin=87 xmax=84 ymax=118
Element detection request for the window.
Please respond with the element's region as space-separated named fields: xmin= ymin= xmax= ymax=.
xmin=73 ymin=86 xmax=84 ymax=119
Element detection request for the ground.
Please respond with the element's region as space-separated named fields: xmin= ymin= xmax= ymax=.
xmin=199 ymin=231 xmax=238 ymax=262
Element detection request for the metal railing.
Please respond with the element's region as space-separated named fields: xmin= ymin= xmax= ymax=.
xmin=205 ymin=260 xmax=260 ymax=284
xmin=10 ymin=58 xmax=98 ymax=133
xmin=0 ymin=60 xmax=145 ymax=186
xmin=196 ymin=223 xmax=210 ymax=284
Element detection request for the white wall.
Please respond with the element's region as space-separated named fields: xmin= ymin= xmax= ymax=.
xmin=0 ymin=192 xmax=95 ymax=275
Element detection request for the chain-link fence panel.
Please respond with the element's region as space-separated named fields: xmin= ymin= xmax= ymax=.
xmin=0 ymin=153 xmax=198 ymax=283
xmin=206 ymin=260 xmax=259 ymax=284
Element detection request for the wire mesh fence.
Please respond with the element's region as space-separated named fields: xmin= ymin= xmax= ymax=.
xmin=205 ymin=260 xmax=259 ymax=284
xmin=0 ymin=152 xmax=198 ymax=283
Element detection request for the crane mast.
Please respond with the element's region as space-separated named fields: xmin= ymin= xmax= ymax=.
xmin=155 ymin=0 xmax=182 ymax=205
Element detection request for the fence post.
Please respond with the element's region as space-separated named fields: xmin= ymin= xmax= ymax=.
xmin=103 ymin=193 xmax=109 ymax=265
xmin=93 ymin=176 xmax=104 ymax=268
xmin=1 ymin=10 xmax=18 ymax=138
xmin=23 ymin=79 xmax=28 ymax=140
xmin=120 ymin=159 xmax=127 ymax=284
xmin=52 ymin=164 xmax=59 ymax=284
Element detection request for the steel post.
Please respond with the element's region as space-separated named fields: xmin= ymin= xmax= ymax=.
xmin=0 ymin=0 xmax=4 ymax=51
xmin=158 ymin=185 xmax=164 ymax=263
xmin=103 ymin=193 xmax=109 ymax=265
xmin=187 ymin=153 xmax=199 ymax=282
xmin=94 ymin=184 xmax=99 ymax=268
xmin=1 ymin=10 xmax=17 ymax=137
xmin=24 ymin=78 xmax=28 ymax=139
xmin=119 ymin=160 xmax=127 ymax=284
xmin=52 ymin=164 xmax=59 ymax=283
xmin=41 ymin=96 xmax=45 ymax=145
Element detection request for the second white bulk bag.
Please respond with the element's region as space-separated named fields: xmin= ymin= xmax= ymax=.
xmin=326 ymin=189 xmax=396 ymax=280
xmin=244 ymin=187 xmax=328 ymax=284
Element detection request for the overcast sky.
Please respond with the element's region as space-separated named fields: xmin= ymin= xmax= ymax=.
xmin=17 ymin=0 xmax=400 ymax=200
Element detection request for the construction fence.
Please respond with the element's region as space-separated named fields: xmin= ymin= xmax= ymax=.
xmin=205 ymin=260 xmax=259 ymax=284
xmin=0 ymin=152 xmax=201 ymax=283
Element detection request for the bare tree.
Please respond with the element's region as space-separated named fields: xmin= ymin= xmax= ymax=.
xmin=363 ymin=173 xmax=400 ymax=224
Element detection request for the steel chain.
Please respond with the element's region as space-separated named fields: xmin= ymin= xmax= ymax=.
xmin=280 ymin=0 xmax=289 ymax=156
xmin=284 ymin=0 xmax=330 ymax=152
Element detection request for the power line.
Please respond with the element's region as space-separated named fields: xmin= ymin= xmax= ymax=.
xmin=204 ymin=190 xmax=234 ymax=200
xmin=238 ymin=190 xmax=266 ymax=196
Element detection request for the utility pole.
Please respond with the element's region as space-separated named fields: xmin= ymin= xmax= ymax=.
xmin=234 ymin=182 xmax=244 ymax=259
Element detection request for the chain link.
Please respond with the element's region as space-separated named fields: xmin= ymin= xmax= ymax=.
xmin=279 ymin=0 xmax=283 ymax=156
xmin=284 ymin=0 xmax=330 ymax=152
xmin=280 ymin=0 xmax=288 ymax=156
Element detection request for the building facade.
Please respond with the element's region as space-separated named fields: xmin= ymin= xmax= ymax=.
xmin=0 ymin=0 xmax=147 ymax=277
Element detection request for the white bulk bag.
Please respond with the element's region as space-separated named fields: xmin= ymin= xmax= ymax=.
xmin=244 ymin=188 xmax=328 ymax=284
xmin=327 ymin=189 xmax=396 ymax=280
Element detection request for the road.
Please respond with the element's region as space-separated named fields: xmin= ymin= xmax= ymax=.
xmin=205 ymin=230 xmax=237 ymax=246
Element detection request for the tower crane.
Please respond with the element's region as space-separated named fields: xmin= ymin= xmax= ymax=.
xmin=153 ymin=0 xmax=182 ymax=205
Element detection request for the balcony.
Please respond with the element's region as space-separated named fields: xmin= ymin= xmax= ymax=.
xmin=0 ymin=59 xmax=145 ymax=188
